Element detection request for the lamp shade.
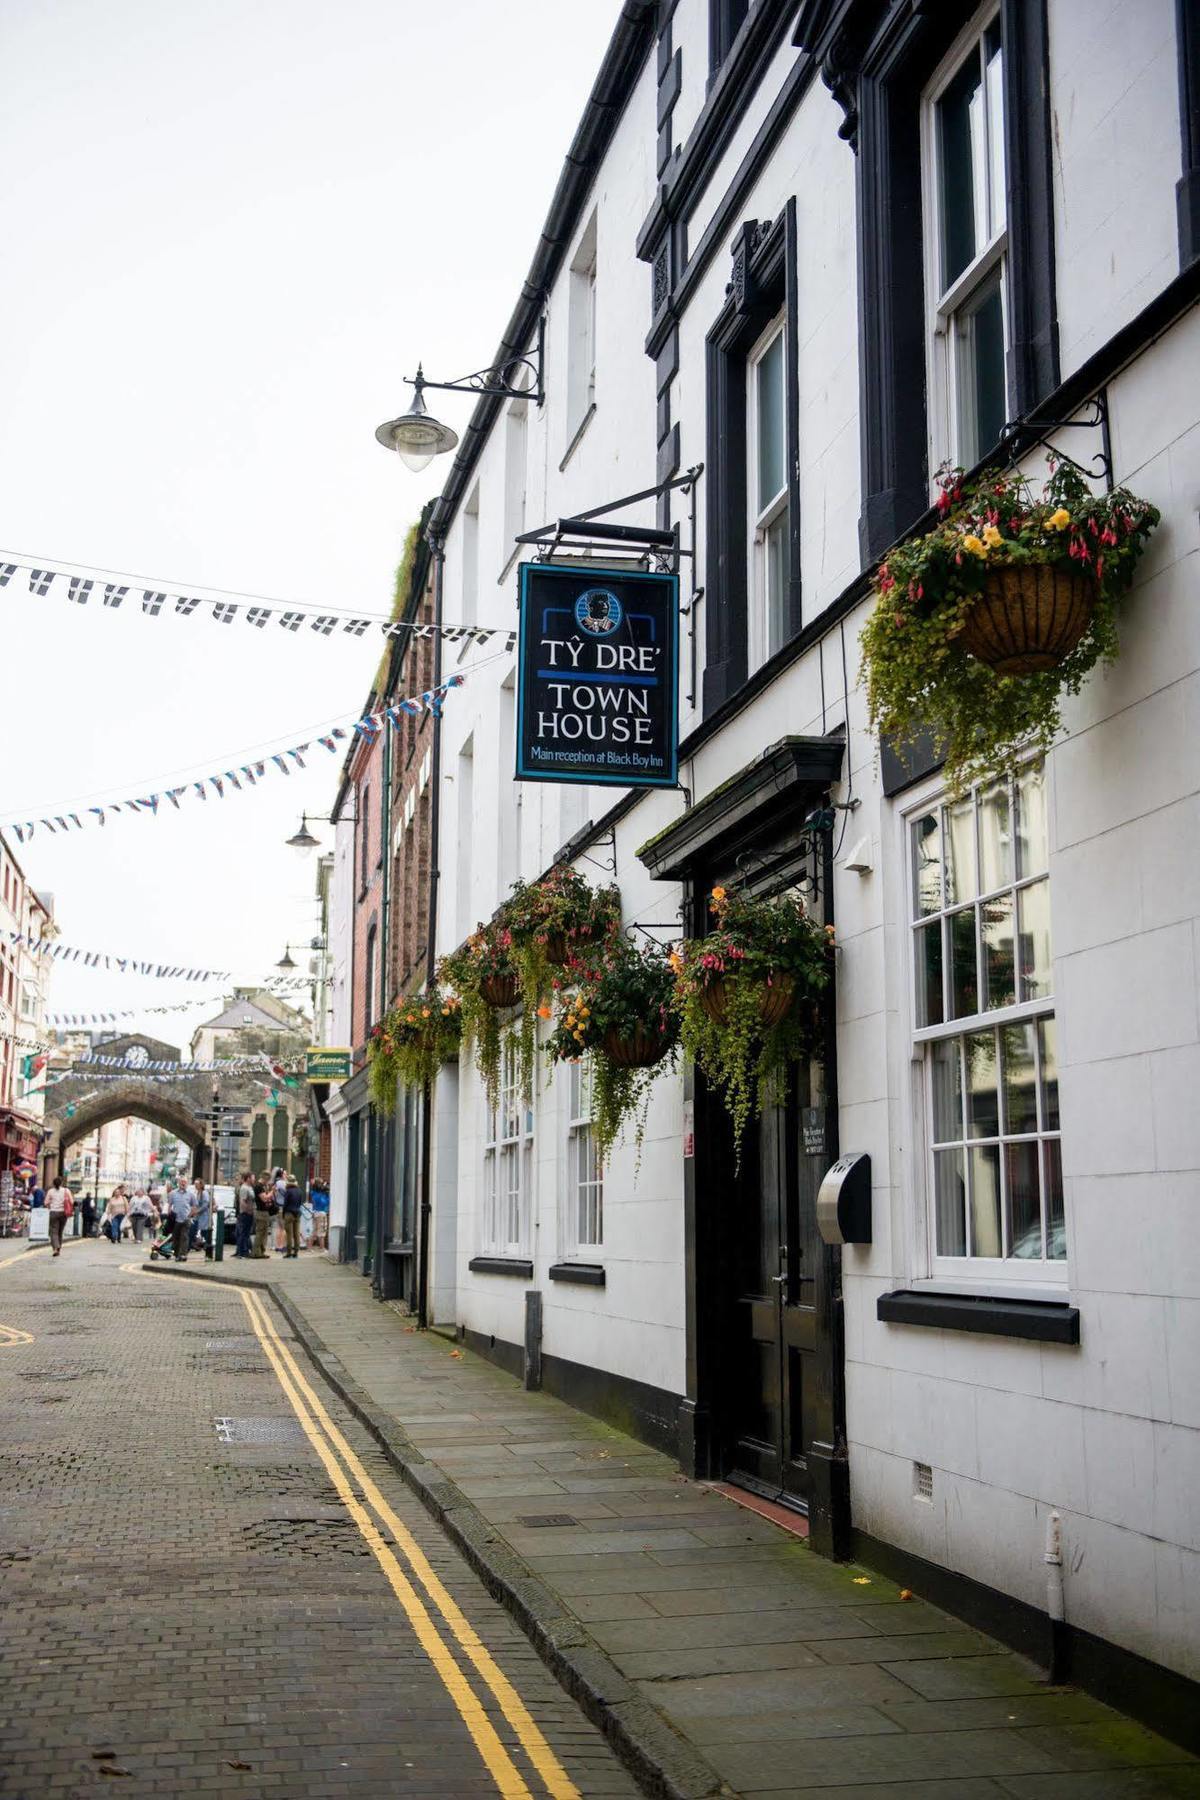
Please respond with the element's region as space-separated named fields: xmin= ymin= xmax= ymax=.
xmin=276 ymin=948 xmax=297 ymax=971
xmin=375 ymin=380 xmax=458 ymax=473
xmin=286 ymin=813 xmax=320 ymax=853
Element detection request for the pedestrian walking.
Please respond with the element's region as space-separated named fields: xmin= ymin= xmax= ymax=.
xmin=190 ymin=1178 xmax=211 ymax=1254
xmin=129 ymin=1188 xmax=153 ymax=1243
xmin=80 ymin=1192 xmax=97 ymax=1238
xmin=280 ymin=1173 xmax=302 ymax=1259
xmin=252 ymin=1181 xmax=273 ymax=1259
xmin=102 ymin=1187 xmax=129 ymax=1245
xmin=168 ymin=1177 xmax=193 ymax=1262
xmin=234 ymin=1172 xmax=256 ymax=1258
xmin=46 ymin=1175 xmax=73 ymax=1256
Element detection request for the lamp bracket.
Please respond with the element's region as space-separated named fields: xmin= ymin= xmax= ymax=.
xmin=999 ymin=391 xmax=1112 ymax=490
xmin=408 ymin=315 xmax=546 ymax=407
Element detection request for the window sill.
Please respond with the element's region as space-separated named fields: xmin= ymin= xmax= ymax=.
xmin=383 ymin=1240 xmax=414 ymax=1257
xmin=877 ymin=1288 xmax=1079 ymax=1344
xmin=548 ymin=1261 xmax=605 ymax=1286
xmin=558 ymin=402 xmax=597 ymax=472
xmin=468 ymin=1255 xmax=533 ymax=1279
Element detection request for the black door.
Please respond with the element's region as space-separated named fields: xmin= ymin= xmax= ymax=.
xmin=728 ymin=1058 xmax=830 ymax=1510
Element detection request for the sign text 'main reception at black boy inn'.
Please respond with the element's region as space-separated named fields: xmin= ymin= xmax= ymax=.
xmin=515 ymin=563 xmax=679 ymax=789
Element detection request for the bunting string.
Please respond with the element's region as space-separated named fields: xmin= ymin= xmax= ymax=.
xmin=47 ymin=980 xmax=311 ymax=1026
xmin=2 ymin=676 xmax=465 ymax=846
xmin=0 ymin=552 xmax=517 ymax=653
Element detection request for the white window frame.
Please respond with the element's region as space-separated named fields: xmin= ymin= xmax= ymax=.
xmin=900 ymin=760 xmax=1066 ymax=1292
xmin=502 ymin=401 xmax=528 ymax=563
xmin=921 ymin=4 xmax=1009 ymax=475
xmin=746 ymin=309 xmax=789 ymax=673
xmin=563 ymin=1057 xmax=603 ymax=1258
xmin=460 ymin=484 xmax=480 ymax=632
xmin=566 ymin=212 xmax=598 ymax=445
xmin=482 ymin=1034 xmax=533 ymax=1257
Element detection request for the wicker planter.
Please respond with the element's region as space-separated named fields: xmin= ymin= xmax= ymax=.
xmin=698 ymin=972 xmax=795 ymax=1028
xmin=601 ymin=1024 xmax=671 ymax=1069
xmin=958 ymin=563 xmax=1095 ymax=676
xmin=479 ymin=972 xmax=520 ymax=1009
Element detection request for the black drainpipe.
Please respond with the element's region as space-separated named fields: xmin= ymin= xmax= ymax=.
xmin=416 ymin=536 xmax=445 ymax=1329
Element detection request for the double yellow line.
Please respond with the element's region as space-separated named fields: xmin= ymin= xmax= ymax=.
xmin=0 ymin=1242 xmax=46 ymax=1345
xmin=238 ymin=1286 xmax=580 ymax=1800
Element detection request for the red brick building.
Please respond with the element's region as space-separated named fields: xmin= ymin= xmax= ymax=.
xmin=328 ymin=510 xmax=438 ymax=1303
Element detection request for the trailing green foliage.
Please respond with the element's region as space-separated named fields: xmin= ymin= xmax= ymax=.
xmin=502 ymin=867 xmax=620 ymax=1092
xmin=546 ymin=937 xmax=678 ymax=1166
xmin=672 ymin=886 xmax=832 ymax=1166
xmin=861 ymin=461 xmax=1160 ymax=792
xmin=366 ymin=992 xmax=462 ymax=1113
xmin=439 ymin=924 xmax=525 ymax=1113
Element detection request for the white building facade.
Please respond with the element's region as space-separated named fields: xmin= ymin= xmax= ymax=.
xmin=411 ymin=0 xmax=1199 ymax=1725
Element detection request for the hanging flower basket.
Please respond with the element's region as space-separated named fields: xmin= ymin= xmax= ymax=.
xmin=479 ymin=971 xmax=520 ymax=1009
xmin=698 ymin=972 xmax=795 ymax=1028
xmin=547 ymin=939 xmax=679 ymax=1164
xmin=367 ymin=993 xmax=461 ymax=1113
xmin=861 ymin=459 xmax=1159 ymax=792
xmin=672 ymin=887 xmax=833 ymax=1167
xmin=439 ymin=924 xmax=528 ymax=1111
xmin=601 ymin=1022 xmax=674 ymax=1069
xmin=957 ymin=563 xmax=1096 ymax=676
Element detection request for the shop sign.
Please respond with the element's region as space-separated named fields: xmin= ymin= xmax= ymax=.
xmin=515 ymin=563 xmax=678 ymax=788
xmin=305 ymin=1047 xmax=351 ymax=1083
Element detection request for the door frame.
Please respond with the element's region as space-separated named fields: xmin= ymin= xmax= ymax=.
xmin=638 ymin=735 xmax=850 ymax=1558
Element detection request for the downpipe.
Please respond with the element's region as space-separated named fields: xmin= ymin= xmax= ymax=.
xmin=1044 ymin=1508 xmax=1067 ymax=1682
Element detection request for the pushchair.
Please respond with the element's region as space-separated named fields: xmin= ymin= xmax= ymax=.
xmin=147 ymin=1221 xmax=177 ymax=1260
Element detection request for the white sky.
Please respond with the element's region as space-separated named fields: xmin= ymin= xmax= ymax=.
xmin=0 ymin=0 xmax=618 ymax=1051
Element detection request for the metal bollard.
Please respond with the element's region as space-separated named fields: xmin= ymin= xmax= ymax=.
xmin=212 ymin=1210 xmax=224 ymax=1262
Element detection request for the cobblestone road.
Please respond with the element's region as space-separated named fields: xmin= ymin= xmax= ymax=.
xmin=0 ymin=1241 xmax=640 ymax=1800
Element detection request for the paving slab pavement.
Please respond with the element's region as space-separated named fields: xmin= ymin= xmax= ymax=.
xmin=130 ymin=1245 xmax=1200 ymax=1798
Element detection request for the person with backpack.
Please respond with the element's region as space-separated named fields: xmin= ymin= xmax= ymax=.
xmin=251 ymin=1180 xmax=274 ymax=1259
xmin=46 ymin=1175 xmax=73 ymax=1256
xmin=280 ymin=1173 xmax=303 ymax=1259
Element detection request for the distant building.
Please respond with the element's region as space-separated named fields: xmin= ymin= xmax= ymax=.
xmin=190 ymin=988 xmax=310 ymax=1184
xmin=0 ymin=831 xmax=56 ymax=1182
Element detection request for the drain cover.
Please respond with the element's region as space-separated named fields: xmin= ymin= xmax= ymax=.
xmin=214 ymin=1416 xmax=306 ymax=1445
xmin=515 ymin=1513 xmax=579 ymax=1529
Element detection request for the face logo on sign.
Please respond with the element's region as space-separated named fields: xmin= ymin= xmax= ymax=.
xmin=574 ymin=589 xmax=623 ymax=636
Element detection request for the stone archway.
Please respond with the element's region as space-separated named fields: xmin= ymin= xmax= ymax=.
xmin=53 ymin=1084 xmax=210 ymax=1181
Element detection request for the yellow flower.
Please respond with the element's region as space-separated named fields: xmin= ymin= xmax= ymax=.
xmin=1047 ymin=507 xmax=1070 ymax=531
xmin=421 ymin=1007 xmax=430 ymax=1018
xmin=578 ymin=1005 xmax=590 ymax=1020
xmin=566 ymin=1014 xmax=576 ymax=1028
xmin=962 ymin=534 xmax=987 ymax=558
xmin=711 ymin=885 xmax=727 ymax=903
xmin=982 ymin=525 xmax=1002 ymax=548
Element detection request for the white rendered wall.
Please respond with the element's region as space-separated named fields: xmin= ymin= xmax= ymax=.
xmin=424 ymin=0 xmax=1200 ymax=1683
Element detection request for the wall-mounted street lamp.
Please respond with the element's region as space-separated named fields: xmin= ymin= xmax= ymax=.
xmin=285 ymin=812 xmax=342 ymax=856
xmin=374 ymin=321 xmax=546 ymax=474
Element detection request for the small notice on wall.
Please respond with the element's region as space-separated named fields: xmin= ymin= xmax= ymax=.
xmin=802 ymin=1107 xmax=826 ymax=1157
xmin=515 ymin=563 xmax=679 ymax=789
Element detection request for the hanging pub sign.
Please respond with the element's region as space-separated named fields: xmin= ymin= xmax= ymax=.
xmin=515 ymin=563 xmax=678 ymax=788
